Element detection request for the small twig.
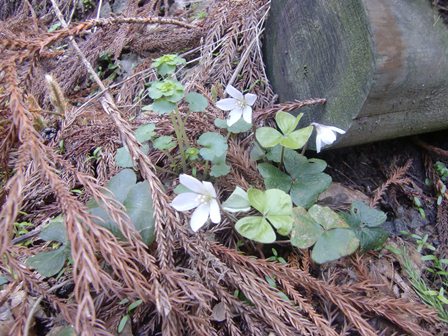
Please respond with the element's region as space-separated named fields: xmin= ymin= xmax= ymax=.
xmin=413 ymin=137 xmax=448 ymax=159
xmin=24 ymin=296 xmax=43 ymax=336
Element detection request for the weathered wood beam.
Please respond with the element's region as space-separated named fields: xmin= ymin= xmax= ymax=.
xmin=264 ymin=0 xmax=448 ymax=148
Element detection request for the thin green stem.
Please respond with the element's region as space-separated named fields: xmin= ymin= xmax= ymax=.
xmin=170 ymin=112 xmax=187 ymax=172
xmin=280 ymin=145 xmax=285 ymax=167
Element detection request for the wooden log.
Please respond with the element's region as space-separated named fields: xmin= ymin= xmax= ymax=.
xmin=264 ymin=0 xmax=448 ymax=148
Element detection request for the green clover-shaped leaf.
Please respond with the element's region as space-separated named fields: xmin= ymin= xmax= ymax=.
xmin=235 ymin=217 xmax=276 ymax=244
xmin=341 ymin=202 xmax=388 ymax=251
xmin=257 ymin=150 xmax=331 ymax=208
xmin=275 ymin=111 xmax=302 ymax=135
xmin=26 ymin=247 xmax=68 ymax=277
xmin=255 ymin=112 xmax=313 ymax=150
xmin=311 ymin=229 xmax=359 ymax=264
xmin=290 ymin=207 xmax=323 ymax=249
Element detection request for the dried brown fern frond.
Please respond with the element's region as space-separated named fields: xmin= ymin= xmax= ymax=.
xmin=370 ymin=159 xmax=413 ymax=208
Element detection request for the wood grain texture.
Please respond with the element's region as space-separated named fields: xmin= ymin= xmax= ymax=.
xmin=264 ymin=0 xmax=448 ymax=148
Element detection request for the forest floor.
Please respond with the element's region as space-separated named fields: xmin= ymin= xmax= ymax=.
xmin=1 ymin=1 xmax=448 ymax=335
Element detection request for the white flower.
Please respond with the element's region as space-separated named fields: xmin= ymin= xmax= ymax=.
xmin=171 ymin=174 xmax=221 ymax=232
xmin=311 ymin=123 xmax=346 ymax=153
xmin=216 ymin=84 xmax=257 ymax=126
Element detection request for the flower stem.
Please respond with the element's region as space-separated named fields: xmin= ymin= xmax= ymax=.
xmin=170 ymin=111 xmax=187 ymax=172
xmin=280 ymin=145 xmax=285 ymax=167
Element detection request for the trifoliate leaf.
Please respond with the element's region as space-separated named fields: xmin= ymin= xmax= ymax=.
xmin=198 ymin=132 xmax=228 ymax=162
xmin=250 ymin=142 xmax=266 ymax=161
xmin=351 ymin=201 xmax=387 ymax=227
xmin=257 ymin=163 xmax=291 ymax=192
xmin=185 ymin=92 xmax=208 ymax=112
xmin=279 ymin=125 xmax=313 ymax=149
xmin=235 ymin=217 xmax=276 ymax=243
xmin=106 ymin=169 xmax=137 ymax=203
xmin=275 ymin=111 xmax=302 ymax=135
xmin=308 ymin=205 xmax=348 ymax=230
xmin=284 ymin=151 xmax=331 ymax=208
xmin=222 ymin=187 xmax=251 ymax=213
xmin=255 ymin=127 xmax=282 ymax=148
xmin=290 ymin=207 xmax=323 ymax=249
xmin=311 ymin=229 xmax=359 ymax=264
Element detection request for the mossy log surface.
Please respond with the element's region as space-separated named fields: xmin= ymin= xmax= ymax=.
xmin=264 ymin=0 xmax=448 ymax=148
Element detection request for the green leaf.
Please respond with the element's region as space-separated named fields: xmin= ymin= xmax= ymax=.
xmin=247 ymin=188 xmax=293 ymax=236
xmin=308 ymin=205 xmax=348 ymax=230
xmin=151 ymin=99 xmax=176 ymax=114
xmin=128 ymin=299 xmax=143 ymax=312
xmin=222 ymin=187 xmax=251 ymax=213
xmin=105 ymin=169 xmax=137 ymax=203
xmin=210 ymin=161 xmax=231 ymax=177
xmin=311 ymin=229 xmax=359 ymax=264
xmin=118 ymin=315 xmax=130 ymax=333
xmin=250 ymin=142 xmax=266 ymax=161
xmin=257 ymin=163 xmax=291 ymax=192
xmin=54 ymin=326 xmax=75 ymax=336
xmin=284 ymin=152 xmax=331 ymax=208
xmin=123 ymin=181 xmax=156 ymax=245
xmin=185 ymin=92 xmax=208 ymax=112
xmin=26 ymin=247 xmax=67 ymax=277
xmin=88 ymin=170 xmax=156 ymax=246
xmin=351 ymin=201 xmax=387 ymax=227
xmin=153 ymin=136 xmax=176 ymax=151
xmin=135 ymin=123 xmax=156 ymax=142
xmin=290 ymin=207 xmax=323 ymax=248
xmin=198 ymin=132 xmax=228 ymax=162
xmin=264 ymin=189 xmax=293 ymax=236
xmin=280 ymin=126 xmax=313 ymax=149
xmin=0 ymin=275 xmax=9 ymax=285
xmin=290 ymin=175 xmax=332 ymax=209
xmin=275 ymin=111 xmax=301 ymax=135
xmin=247 ymin=188 xmax=266 ymax=213
xmin=39 ymin=216 xmax=67 ymax=244
xmin=115 ymin=145 xmax=149 ymax=168
xmin=255 ymin=127 xmax=283 ymax=148
xmin=343 ymin=211 xmax=388 ymax=251
xmin=115 ymin=146 xmax=134 ymax=168
xmin=235 ymin=217 xmax=276 ymax=243
xmin=214 ymin=118 xmax=252 ymax=133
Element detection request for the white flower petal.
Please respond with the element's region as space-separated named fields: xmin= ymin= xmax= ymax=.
xmin=190 ymin=203 xmax=210 ymax=232
xmin=202 ymin=181 xmax=217 ymax=198
xmin=216 ymin=98 xmax=238 ymax=111
xmin=171 ymin=193 xmax=201 ymax=211
xmin=328 ymin=126 xmax=346 ymax=134
xmin=320 ymin=128 xmax=337 ymax=145
xmin=179 ymin=174 xmax=206 ymax=194
xmin=315 ymin=133 xmax=322 ymax=153
xmin=242 ymin=105 xmax=252 ymax=124
xmin=227 ymin=109 xmax=243 ymax=126
xmin=225 ymin=85 xmax=244 ymax=100
xmin=244 ymin=93 xmax=257 ymax=106
xmin=209 ymin=199 xmax=221 ymax=224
